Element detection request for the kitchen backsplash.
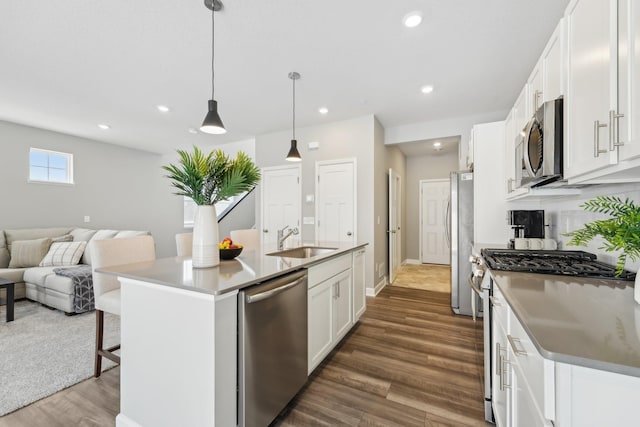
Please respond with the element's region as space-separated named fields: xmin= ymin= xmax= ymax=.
xmin=539 ymin=182 xmax=640 ymax=273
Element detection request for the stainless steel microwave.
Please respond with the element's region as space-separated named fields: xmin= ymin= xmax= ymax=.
xmin=519 ymin=97 xmax=563 ymax=188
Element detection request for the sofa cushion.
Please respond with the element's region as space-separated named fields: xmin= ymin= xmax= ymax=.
xmin=115 ymin=230 xmax=150 ymax=238
xmin=4 ymin=227 xmax=73 ymax=251
xmin=43 ymin=272 xmax=75 ymax=295
xmin=82 ymin=230 xmax=118 ymax=265
xmin=39 ymin=241 xmax=87 ymax=267
xmin=70 ymin=228 xmax=97 ymax=242
xmin=0 ymin=231 xmax=9 ymax=269
xmin=9 ymin=238 xmax=53 ymax=268
xmin=23 ymin=266 xmax=59 ymax=287
xmin=0 ymin=268 xmax=28 ymax=284
xmin=52 ymin=234 xmax=74 ymax=243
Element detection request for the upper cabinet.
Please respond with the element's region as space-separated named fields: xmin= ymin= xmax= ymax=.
xmin=541 ymin=19 xmax=565 ymax=104
xmin=565 ymin=0 xmax=640 ymax=183
xmin=527 ymin=60 xmax=543 ymax=115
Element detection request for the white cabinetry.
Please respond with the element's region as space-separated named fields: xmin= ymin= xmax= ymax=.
xmin=491 ymin=287 xmax=510 ymax=427
xmin=527 ymin=60 xmax=543 ymax=115
xmin=541 ymin=19 xmax=565 ymax=104
xmin=491 ymin=284 xmax=555 ymax=427
xmin=565 ymin=0 xmax=640 ymax=183
xmin=307 ymin=253 xmax=353 ymax=374
xmin=473 ymin=121 xmax=508 ymax=245
xmin=513 ymin=85 xmax=529 ymax=135
xmin=504 ymin=109 xmax=518 ymax=194
xmin=352 ymin=248 xmax=366 ymax=320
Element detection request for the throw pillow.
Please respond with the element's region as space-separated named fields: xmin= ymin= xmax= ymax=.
xmin=39 ymin=241 xmax=88 ymax=267
xmin=8 ymin=238 xmax=53 ymax=268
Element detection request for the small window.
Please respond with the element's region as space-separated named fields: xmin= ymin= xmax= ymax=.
xmin=183 ymin=193 xmax=247 ymax=228
xmin=29 ymin=148 xmax=74 ymax=185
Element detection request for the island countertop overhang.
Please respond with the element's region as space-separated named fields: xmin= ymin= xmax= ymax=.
xmin=97 ymin=241 xmax=368 ymax=296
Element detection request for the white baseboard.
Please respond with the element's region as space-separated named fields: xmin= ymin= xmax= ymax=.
xmin=405 ymin=258 xmax=421 ymax=265
xmin=116 ymin=414 xmax=143 ymax=427
xmin=366 ymin=277 xmax=387 ymax=296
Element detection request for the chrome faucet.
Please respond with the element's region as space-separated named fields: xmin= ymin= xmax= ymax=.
xmin=277 ymin=225 xmax=299 ymax=250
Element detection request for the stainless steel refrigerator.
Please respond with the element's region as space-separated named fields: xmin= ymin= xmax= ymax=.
xmin=449 ymin=171 xmax=474 ymax=316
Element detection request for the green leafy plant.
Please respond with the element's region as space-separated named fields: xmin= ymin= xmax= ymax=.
xmin=162 ymin=146 xmax=260 ymax=205
xmin=565 ymin=196 xmax=640 ymax=276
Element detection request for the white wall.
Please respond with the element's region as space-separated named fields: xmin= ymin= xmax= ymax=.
xmin=0 ymin=120 xmax=183 ymax=257
xmin=254 ymin=114 xmax=378 ymax=291
xmin=384 ymin=110 xmax=507 ymax=170
xmin=404 ymin=150 xmax=459 ymax=261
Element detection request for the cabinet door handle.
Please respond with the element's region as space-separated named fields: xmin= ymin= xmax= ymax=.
xmin=507 ymin=334 xmax=528 ymax=356
xmin=496 ymin=343 xmax=503 ymax=390
xmin=593 ymin=120 xmax=608 ymax=157
xmin=609 ymin=109 xmax=625 ymax=149
xmin=502 ymin=358 xmax=512 ymax=389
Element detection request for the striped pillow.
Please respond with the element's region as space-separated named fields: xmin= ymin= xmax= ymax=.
xmin=39 ymin=241 xmax=87 ymax=267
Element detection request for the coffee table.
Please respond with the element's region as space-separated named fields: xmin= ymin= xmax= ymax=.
xmin=0 ymin=278 xmax=15 ymax=322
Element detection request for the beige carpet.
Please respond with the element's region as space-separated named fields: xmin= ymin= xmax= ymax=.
xmin=391 ymin=263 xmax=451 ymax=293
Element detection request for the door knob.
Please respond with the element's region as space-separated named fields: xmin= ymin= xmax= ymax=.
xmin=263 ymin=229 xmax=268 ymax=233
xmin=347 ymin=231 xmax=352 ymax=236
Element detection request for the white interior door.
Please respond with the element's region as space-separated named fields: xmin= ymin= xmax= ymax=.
xmin=388 ymin=168 xmax=401 ymax=284
xmin=316 ymin=159 xmax=356 ymax=244
xmin=420 ymin=179 xmax=450 ymax=265
xmin=260 ymin=165 xmax=301 ymax=246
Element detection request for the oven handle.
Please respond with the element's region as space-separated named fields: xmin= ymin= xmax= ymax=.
xmin=468 ymin=273 xmax=483 ymax=297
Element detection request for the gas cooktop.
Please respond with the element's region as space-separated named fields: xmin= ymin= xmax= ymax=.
xmin=481 ymin=249 xmax=636 ymax=281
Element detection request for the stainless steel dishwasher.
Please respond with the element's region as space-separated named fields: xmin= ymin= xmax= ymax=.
xmin=238 ymin=270 xmax=308 ymax=427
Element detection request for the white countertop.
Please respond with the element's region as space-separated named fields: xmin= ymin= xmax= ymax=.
xmin=97 ymin=241 xmax=367 ymax=296
xmin=490 ymin=269 xmax=640 ymax=377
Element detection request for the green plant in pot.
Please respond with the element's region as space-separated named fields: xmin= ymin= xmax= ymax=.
xmin=163 ymin=146 xmax=260 ymax=267
xmin=565 ymin=196 xmax=640 ymax=302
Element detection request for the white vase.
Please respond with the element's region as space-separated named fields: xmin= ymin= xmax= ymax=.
xmin=635 ymin=272 xmax=640 ymax=304
xmin=192 ymin=205 xmax=219 ymax=268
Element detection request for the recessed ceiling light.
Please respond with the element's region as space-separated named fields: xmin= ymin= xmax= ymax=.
xmin=318 ymin=107 xmax=329 ymax=115
xmin=188 ymin=128 xmax=198 ymax=134
xmin=97 ymin=124 xmax=111 ymax=130
xmin=433 ymin=141 xmax=442 ymax=147
xmin=421 ymin=85 xmax=434 ymax=94
xmin=403 ymin=11 xmax=423 ymax=28
xmin=156 ymin=105 xmax=171 ymax=113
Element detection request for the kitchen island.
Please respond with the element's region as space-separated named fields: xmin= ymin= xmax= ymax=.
xmin=98 ymin=241 xmax=367 ymax=427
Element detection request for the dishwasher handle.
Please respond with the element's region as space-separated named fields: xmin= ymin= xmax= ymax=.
xmin=246 ymin=278 xmax=305 ymax=304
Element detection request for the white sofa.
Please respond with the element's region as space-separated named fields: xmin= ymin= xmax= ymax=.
xmin=0 ymin=227 xmax=150 ymax=314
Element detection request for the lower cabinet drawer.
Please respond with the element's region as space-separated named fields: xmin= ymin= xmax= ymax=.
xmin=308 ymin=253 xmax=351 ymax=288
xmin=508 ymin=310 xmax=554 ymax=421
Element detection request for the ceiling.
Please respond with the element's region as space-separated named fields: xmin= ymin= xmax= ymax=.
xmin=0 ymin=1 xmax=570 ymax=154
xmin=395 ymin=136 xmax=459 ymax=158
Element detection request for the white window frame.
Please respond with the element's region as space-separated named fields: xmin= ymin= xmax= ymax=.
xmin=28 ymin=147 xmax=74 ymax=185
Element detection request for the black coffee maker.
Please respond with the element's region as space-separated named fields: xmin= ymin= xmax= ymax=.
xmin=507 ymin=210 xmax=545 ymax=248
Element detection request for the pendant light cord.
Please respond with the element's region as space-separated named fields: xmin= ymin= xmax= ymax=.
xmin=292 ymin=77 xmax=296 ymax=140
xmin=211 ymin=3 xmax=215 ymax=100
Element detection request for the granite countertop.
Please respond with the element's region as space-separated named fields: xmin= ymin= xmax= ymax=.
xmin=97 ymin=241 xmax=367 ymax=296
xmin=489 ymin=269 xmax=640 ymax=377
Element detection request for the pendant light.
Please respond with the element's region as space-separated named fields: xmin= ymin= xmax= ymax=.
xmin=286 ymin=71 xmax=302 ymax=162
xmin=200 ymin=0 xmax=226 ymax=134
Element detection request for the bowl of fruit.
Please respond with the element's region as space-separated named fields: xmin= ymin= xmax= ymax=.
xmin=218 ymin=237 xmax=243 ymax=260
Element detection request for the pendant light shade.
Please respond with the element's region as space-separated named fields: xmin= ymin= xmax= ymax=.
xmin=286 ymin=139 xmax=302 ymax=162
xmin=286 ymin=72 xmax=301 ymax=162
xmin=201 ymin=100 xmax=226 ymax=134
xmin=200 ymin=0 xmax=226 ymax=135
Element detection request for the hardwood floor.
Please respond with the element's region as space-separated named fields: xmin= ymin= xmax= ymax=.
xmin=275 ymin=286 xmax=487 ymax=426
xmin=1 ymin=281 xmax=487 ymax=426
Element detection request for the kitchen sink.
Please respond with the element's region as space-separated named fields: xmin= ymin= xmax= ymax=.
xmin=267 ymin=246 xmax=338 ymax=259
